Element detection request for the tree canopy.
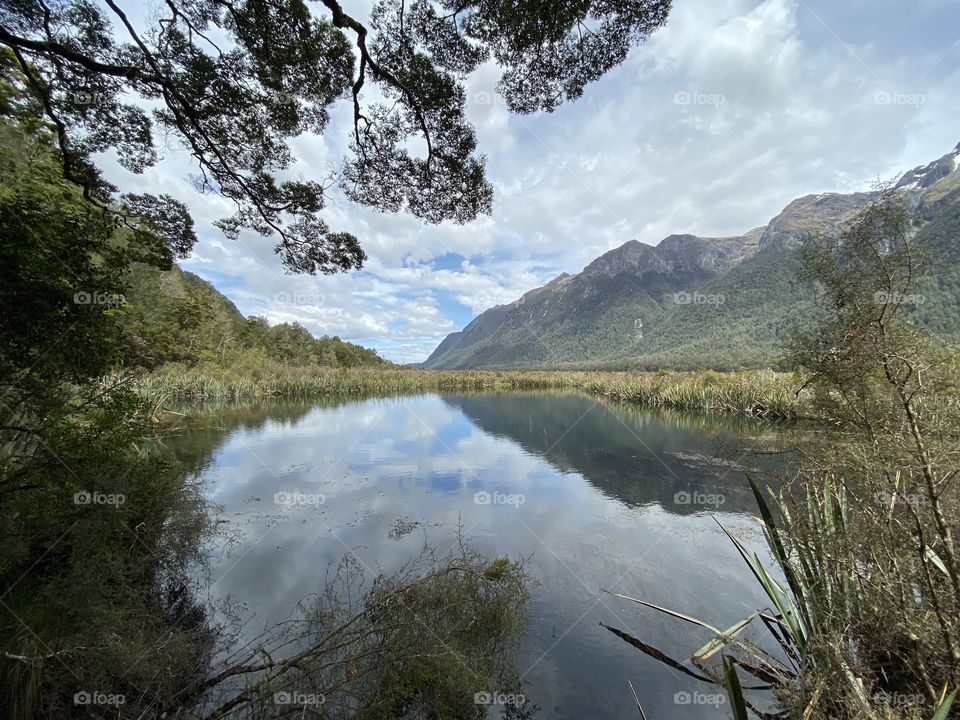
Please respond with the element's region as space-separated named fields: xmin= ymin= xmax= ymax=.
xmin=0 ymin=0 xmax=671 ymax=274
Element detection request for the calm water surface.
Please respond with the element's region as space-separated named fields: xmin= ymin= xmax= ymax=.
xmin=171 ymin=392 xmax=787 ymax=719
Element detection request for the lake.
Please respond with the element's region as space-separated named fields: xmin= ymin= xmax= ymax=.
xmin=171 ymin=391 xmax=787 ymax=719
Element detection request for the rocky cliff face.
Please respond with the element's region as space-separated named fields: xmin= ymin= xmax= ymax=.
xmin=756 ymin=191 xmax=877 ymax=250
xmin=583 ymin=233 xmax=759 ymax=277
xmin=423 ymin=141 xmax=960 ymax=370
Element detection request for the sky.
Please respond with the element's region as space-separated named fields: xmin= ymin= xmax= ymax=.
xmin=99 ymin=0 xmax=960 ymax=364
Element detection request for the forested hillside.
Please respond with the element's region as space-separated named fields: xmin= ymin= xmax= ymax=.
xmin=118 ymin=263 xmax=390 ymax=370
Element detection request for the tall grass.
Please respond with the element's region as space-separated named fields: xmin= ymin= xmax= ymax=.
xmin=124 ymin=364 xmax=802 ymax=419
xmin=604 ymin=475 xmax=959 ymax=720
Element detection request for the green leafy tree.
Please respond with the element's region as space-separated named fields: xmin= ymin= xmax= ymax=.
xmin=0 ymin=0 xmax=671 ymax=274
xmin=0 ymin=58 xmax=218 ymax=720
xmin=780 ymin=192 xmax=960 ymax=716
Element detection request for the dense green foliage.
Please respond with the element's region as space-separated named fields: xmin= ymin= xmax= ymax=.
xmin=0 ymin=115 xmax=126 ymax=385
xmin=0 ymin=62 xmax=217 ymax=719
xmin=1 ymin=385 xmax=216 ymax=720
xmin=908 ymin=185 xmax=960 ymax=337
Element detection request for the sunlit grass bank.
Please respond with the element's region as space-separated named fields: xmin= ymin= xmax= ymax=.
xmin=129 ymin=364 xmax=802 ymax=419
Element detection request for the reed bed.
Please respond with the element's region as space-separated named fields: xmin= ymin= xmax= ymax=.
xmin=127 ymin=364 xmax=803 ymax=419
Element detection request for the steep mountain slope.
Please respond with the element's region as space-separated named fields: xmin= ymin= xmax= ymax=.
xmin=427 ymin=232 xmax=761 ymax=368
xmin=424 ymin=143 xmax=960 ymax=371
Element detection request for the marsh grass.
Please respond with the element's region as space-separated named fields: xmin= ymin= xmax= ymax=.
xmin=127 ymin=364 xmax=802 ymax=419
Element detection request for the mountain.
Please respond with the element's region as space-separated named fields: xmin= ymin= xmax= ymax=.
xmin=440 ymin=392 xmax=770 ymax=513
xmin=424 ymin=142 xmax=960 ymax=370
